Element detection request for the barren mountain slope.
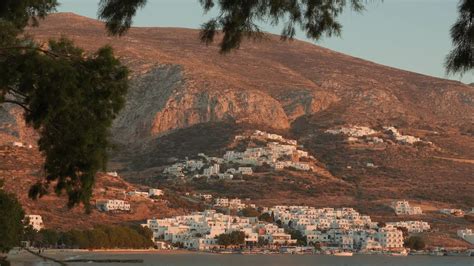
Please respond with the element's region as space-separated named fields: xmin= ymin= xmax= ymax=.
xmin=23 ymin=13 xmax=473 ymax=142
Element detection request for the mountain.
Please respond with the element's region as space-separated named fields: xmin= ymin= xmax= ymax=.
xmin=0 ymin=13 xmax=473 ymax=239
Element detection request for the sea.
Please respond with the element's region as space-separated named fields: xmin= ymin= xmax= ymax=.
xmin=62 ymin=253 xmax=474 ymax=266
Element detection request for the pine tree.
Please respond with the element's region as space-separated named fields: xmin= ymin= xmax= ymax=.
xmin=0 ymin=180 xmax=25 ymax=252
xmin=1 ymin=1 xmax=128 ymax=209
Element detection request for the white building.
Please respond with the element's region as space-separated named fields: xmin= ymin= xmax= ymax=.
xmin=106 ymin=171 xmax=119 ymax=177
xmin=386 ymin=221 xmax=430 ymax=233
xmin=238 ymin=167 xmax=253 ymax=175
xmin=96 ymin=199 xmax=131 ymax=212
xmin=392 ymin=201 xmax=422 ymax=215
xmin=149 ymin=188 xmax=164 ymax=197
xmin=325 ymin=126 xmax=377 ymax=137
xmin=376 ymin=228 xmax=404 ymax=250
xmin=439 ymin=209 xmax=464 ymax=216
xmin=203 ymin=164 xmax=220 ymax=177
xmin=457 ymin=229 xmax=474 ymax=244
xmin=25 ymin=215 xmax=44 ymax=231
xmin=127 ymin=190 xmax=149 ymax=197
xmin=384 ymin=126 xmax=422 ymax=144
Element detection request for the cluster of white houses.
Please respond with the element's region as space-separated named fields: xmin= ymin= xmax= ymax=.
xmin=142 ymin=205 xmax=433 ymax=251
xmin=95 ymin=188 xmax=164 ymax=212
xmin=383 ymin=126 xmax=424 ymax=145
xmin=163 ymin=131 xmax=314 ymax=180
xmin=142 ymin=210 xmax=296 ymax=250
xmin=262 ymin=206 xmax=429 ymax=251
xmin=214 ymin=198 xmax=256 ymax=210
xmin=325 ymin=125 xmax=429 ymax=145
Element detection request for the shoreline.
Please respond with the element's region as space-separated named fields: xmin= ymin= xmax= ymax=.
xmin=6 ymin=249 xmax=473 ymax=265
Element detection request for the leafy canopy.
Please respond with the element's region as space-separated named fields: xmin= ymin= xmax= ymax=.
xmin=445 ymin=0 xmax=474 ymax=75
xmin=0 ymin=180 xmax=25 ymax=253
xmin=0 ymin=0 xmax=128 ymax=209
xmin=99 ymin=0 xmax=473 ymax=73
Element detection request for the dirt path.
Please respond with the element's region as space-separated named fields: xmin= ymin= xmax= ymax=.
xmin=434 ymin=156 xmax=474 ymax=164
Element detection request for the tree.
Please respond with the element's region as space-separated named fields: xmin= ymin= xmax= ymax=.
xmin=39 ymin=229 xmax=60 ymax=248
xmin=404 ymin=236 xmax=426 ymax=251
xmin=0 ymin=1 xmax=128 ymax=209
xmin=258 ymin=212 xmax=274 ymax=223
xmin=396 ymin=226 xmax=409 ymax=238
xmin=0 ymin=180 xmax=25 ymax=252
xmin=101 ymin=0 xmax=474 ymax=75
xmin=286 ymin=229 xmax=306 ymax=246
xmin=241 ymin=207 xmax=260 ymax=217
xmin=445 ymin=0 xmax=474 ymax=75
xmin=100 ymin=0 xmax=366 ymax=53
xmin=275 ymin=219 xmax=282 ymax=227
xmin=216 ymin=231 xmax=245 ymax=248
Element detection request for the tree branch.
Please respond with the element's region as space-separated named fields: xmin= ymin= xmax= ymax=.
xmin=2 ymin=99 xmax=31 ymax=112
xmin=0 ymin=46 xmax=64 ymax=59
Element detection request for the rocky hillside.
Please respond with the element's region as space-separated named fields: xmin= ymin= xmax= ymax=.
xmin=0 ymin=12 xmax=473 ymax=223
xmin=21 ymin=13 xmax=472 ymax=142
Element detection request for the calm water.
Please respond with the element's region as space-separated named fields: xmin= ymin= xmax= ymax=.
xmin=67 ymin=253 xmax=474 ymax=266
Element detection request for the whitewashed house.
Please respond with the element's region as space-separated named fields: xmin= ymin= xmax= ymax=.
xmin=391 ymin=201 xmax=422 ymax=215
xmin=149 ymin=188 xmax=164 ymax=197
xmin=25 ymin=215 xmax=44 ymax=231
xmin=457 ymin=229 xmax=474 ymax=244
xmin=96 ymin=199 xmax=131 ymax=212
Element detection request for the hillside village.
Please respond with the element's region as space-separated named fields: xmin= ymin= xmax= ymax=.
xmin=4 ymin=129 xmax=474 ymax=254
xmin=140 ymin=203 xmax=474 ymax=254
xmin=325 ymin=125 xmax=433 ymax=146
xmin=162 ymin=130 xmax=316 ymax=181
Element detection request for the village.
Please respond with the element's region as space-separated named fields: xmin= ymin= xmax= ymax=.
xmin=325 ymin=125 xmax=433 ymax=146
xmin=162 ymin=130 xmax=315 ymax=181
xmin=22 ymin=194 xmax=474 ymax=256
xmin=138 ymin=200 xmax=474 ymax=255
xmin=13 ymin=130 xmax=474 ymax=256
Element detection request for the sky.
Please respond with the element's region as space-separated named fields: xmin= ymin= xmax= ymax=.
xmin=57 ymin=0 xmax=473 ymax=84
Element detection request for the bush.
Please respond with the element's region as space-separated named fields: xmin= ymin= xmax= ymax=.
xmin=36 ymin=225 xmax=154 ymax=249
xmin=258 ymin=213 xmax=274 ymax=223
xmin=216 ymin=231 xmax=245 ymax=247
xmin=241 ymin=207 xmax=260 ymax=217
xmin=404 ymin=236 xmax=425 ymax=250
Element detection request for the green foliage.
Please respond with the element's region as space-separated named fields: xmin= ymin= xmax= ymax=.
xmin=240 ymin=207 xmax=260 ymax=217
xmin=0 ymin=181 xmax=25 ymax=252
xmin=258 ymin=212 xmax=274 ymax=223
xmin=0 ymin=1 xmax=129 ymax=209
xmin=216 ymin=231 xmax=245 ymax=247
xmin=35 ymin=225 xmax=153 ymax=249
xmin=404 ymin=236 xmax=426 ymax=250
xmin=98 ymin=0 xmax=147 ymax=36
xmin=445 ymin=0 xmax=474 ymax=75
xmin=99 ymin=0 xmax=369 ymax=53
xmin=257 ymin=237 xmax=269 ymax=247
xmin=286 ymin=228 xmax=306 ymax=246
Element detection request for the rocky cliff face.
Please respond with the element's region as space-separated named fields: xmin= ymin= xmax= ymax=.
xmin=113 ymin=65 xmax=290 ymax=144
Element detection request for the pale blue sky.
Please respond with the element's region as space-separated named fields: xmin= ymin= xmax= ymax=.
xmin=57 ymin=0 xmax=473 ymax=83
